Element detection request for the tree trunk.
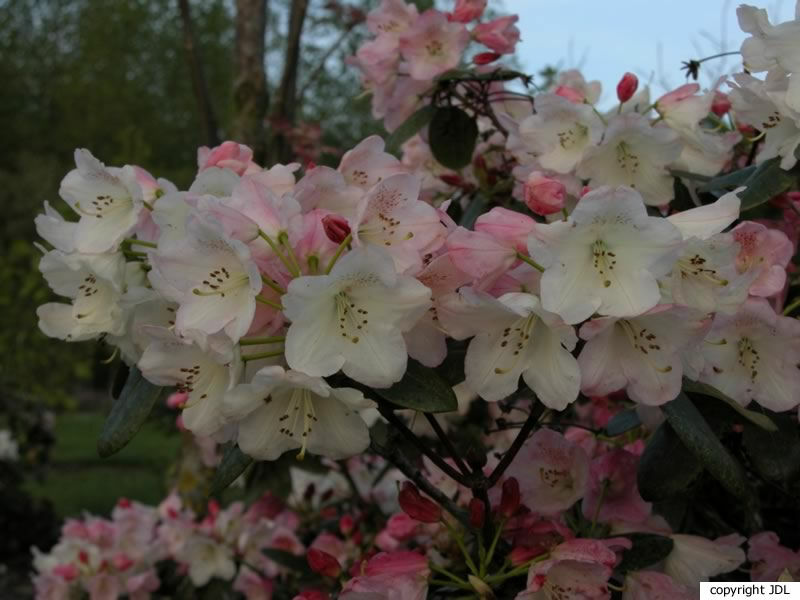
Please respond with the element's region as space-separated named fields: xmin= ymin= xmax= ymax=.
xmin=232 ymin=0 xmax=269 ymax=162
xmin=178 ymin=0 xmax=220 ymax=147
xmin=266 ymin=0 xmax=309 ymax=164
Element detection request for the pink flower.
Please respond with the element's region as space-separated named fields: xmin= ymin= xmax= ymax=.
xmin=473 ymin=16 xmax=520 ymax=55
xmin=519 ymin=560 xmax=611 ymax=600
xmin=732 ymin=221 xmax=793 ymax=297
xmin=51 ymin=564 xmax=79 ymax=582
xmin=474 ymin=206 xmax=536 ymax=252
xmin=197 ymin=141 xmax=258 ymax=176
xmin=616 ymin=72 xmax=639 ymax=103
xmin=582 ymin=449 xmax=652 ymax=524
xmin=399 ymin=10 xmax=470 ymax=80
xmin=554 ymin=85 xmax=585 ymax=103
xmin=523 ymin=172 xmax=567 ymax=216
xmin=656 ymin=83 xmax=701 ymax=111
xmin=504 ymin=428 xmax=590 ymax=515
xmin=126 ymin=569 xmax=160 ymax=600
xmin=366 ymin=0 xmax=418 ymax=36
xmin=748 ymin=532 xmax=800 ymax=581
xmin=624 ymin=571 xmax=696 ymax=600
xmin=450 ymin=0 xmax=486 ymax=23
xmin=341 ymin=551 xmax=429 ymax=600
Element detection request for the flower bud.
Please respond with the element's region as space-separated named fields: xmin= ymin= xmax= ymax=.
xmin=469 ymin=498 xmax=485 ymax=529
xmin=711 ymin=91 xmax=732 ymax=117
xmin=499 ymin=477 xmax=521 ymax=518
xmin=307 ymin=548 xmax=342 ymax=578
xmin=523 ymin=172 xmax=566 ymax=216
xmin=468 ymin=575 xmax=495 ymax=599
xmin=439 ymin=174 xmax=465 ymax=187
xmin=616 ymin=72 xmax=638 ymax=103
xmin=322 ymin=214 xmax=351 ymax=244
xmin=450 ymin=0 xmax=486 ymax=23
xmin=398 ymin=482 xmax=442 ymax=523
xmin=473 ymin=52 xmax=502 ymax=65
xmin=339 ymin=515 xmax=355 ymax=536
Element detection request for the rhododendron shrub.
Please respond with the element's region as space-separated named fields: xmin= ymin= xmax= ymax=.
xmin=29 ymin=0 xmax=800 ymax=597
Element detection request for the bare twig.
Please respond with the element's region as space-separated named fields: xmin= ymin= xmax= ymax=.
xmin=298 ymin=23 xmax=356 ymax=100
xmin=424 ymin=413 xmax=471 ymax=477
xmin=487 ymin=403 xmax=547 ymax=487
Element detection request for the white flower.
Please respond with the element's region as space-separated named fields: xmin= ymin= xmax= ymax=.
xmin=354 ymin=173 xmax=445 ymax=273
xmin=528 ymin=186 xmax=683 ymax=325
xmin=149 ymin=215 xmax=262 ymax=343
xmin=58 ymin=149 xmax=144 ymax=253
xmin=0 ymin=430 xmax=19 ymax=461
xmin=664 ymin=534 xmax=745 ymax=590
xmin=699 ymin=298 xmax=800 ymax=412
xmin=577 ymin=113 xmax=682 ymax=206
xmin=138 ymin=331 xmax=239 ymax=437
xmin=223 ymin=366 xmax=373 ymax=460
xmin=181 ymin=534 xmax=236 ymax=586
xmin=578 ymin=305 xmax=711 ymax=406
xmin=516 ymin=93 xmax=603 ymax=172
xmin=37 ymin=250 xmax=127 ymax=341
xmin=438 ymin=288 xmax=580 ymax=408
xmin=35 ymin=201 xmax=77 ymax=253
xmin=282 ymin=245 xmax=431 ymax=388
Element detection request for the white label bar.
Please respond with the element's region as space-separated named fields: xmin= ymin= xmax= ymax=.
xmin=701 ymin=582 xmax=800 ymax=599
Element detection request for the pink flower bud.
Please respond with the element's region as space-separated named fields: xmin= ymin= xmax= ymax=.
xmin=166 ymin=391 xmax=188 ymax=409
xmin=53 ymin=564 xmax=79 ymax=581
xmin=473 ymin=16 xmax=520 ymax=55
xmin=117 ymin=497 xmax=132 ymax=509
xmin=112 ymin=553 xmax=135 ymax=571
xmin=398 ymin=482 xmax=442 ymax=523
xmin=339 ymin=515 xmax=355 ymax=536
xmin=523 ymin=172 xmax=567 ymax=216
xmin=473 ymin=51 xmax=502 ymax=65
xmin=439 ymin=174 xmax=465 ymax=187
xmin=322 ymin=214 xmax=351 ymax=244
xmin=307 ymin=548 xmax=342 ymax=578
xmin=554 ymin=85 xmax=584 ymax=103
xmin=450 ymin=0 xmax=486 ymax=23
xmin=616 ymin=72 xmax=638 ymax=103
xmin=499 ymin=477 xmax=521 ymax=517
xmin=469 ymin=498 xmax=485 ymax=528
xmin=711 ymin=92 xmax=732 ymax=117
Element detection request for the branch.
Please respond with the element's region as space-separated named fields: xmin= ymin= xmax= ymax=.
xmin=177 ymin=0 xmax=220 ymax=146
xmin=424 ymin=413 xmax=471 ymax=478
xmin=375 ymin=403 xmax=470 ymax=487
xmin=369 ymin=439 xmax=470 ymax=529
xmin=487 ymin=402 xmax=547 ymax=487
xmin=297 ymin=23 xmax=356 ymax=100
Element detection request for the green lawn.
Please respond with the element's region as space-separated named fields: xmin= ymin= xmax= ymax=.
xmin=25 ymin=412 xmax=181 ymax=518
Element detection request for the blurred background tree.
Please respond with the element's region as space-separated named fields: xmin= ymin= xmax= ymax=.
xmin=0 ymin=0 xmax=380 ymax=408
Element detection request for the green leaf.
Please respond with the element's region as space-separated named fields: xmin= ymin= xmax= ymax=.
xmin=97 ymin=366 xmax=167 ymax=458
xmin=738 ymin=157 xmax=796 ymax=212
xmin=743 ymin=410 xmax=800 ymax=483
xmin=429 ymin=106 xmax=478 ymax=170
xmin=697 ymin=165 xmax=757 ymax=193
xmin=605 ymin=409 xmax=641 ymax=437
xmin=662 ymin=393 xmax=754 ymax=501
xmin=262 ymin=548 xmax=309 ymax=572
xmin=210 ymin=444 xmax=253 ymax=495
xmin=374 ymin=359 xmax=458 ymax=413
xmin=638 ymin=422 xmax=703 ymax=501
xmin=616 ymin=533 xmax=675 ymax=575
xmin=111 ymin=361 xmax=130 ymax=400
xmin=385 ymin=104 xmax=435 ymax=154
xmin=683 ymin=380 xmax=777 ymax=431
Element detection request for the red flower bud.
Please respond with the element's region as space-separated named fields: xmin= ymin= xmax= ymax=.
xmin=307 ymin=548 xmax=342 ymax=578
xmin=339 ymin=515 xmax=355 ymax=536
xmin=439 ymin=174 xmax=465 ymax=187
xmin=499 ymin=477 xmax=520 ymax=518
xmin=117 ymin=497 xmax=132 ymax=509
xmin=322 ymin=214 xmax=351 ymax=244
xmin=473 ymin=52 xmax=502 ymax=65
xmin=469 ymin=498 xmax=485 ymax=529
xmin=616 ymin=72 xmax=639 ymax=103
xmin=711 ymin=91 xmax=732 ymax=117
xmin=398 ymin=482 xmax=442 ymax=523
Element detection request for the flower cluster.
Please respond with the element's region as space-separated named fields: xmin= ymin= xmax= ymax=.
xmin=348 ymin=0 xmax=520 ymax=131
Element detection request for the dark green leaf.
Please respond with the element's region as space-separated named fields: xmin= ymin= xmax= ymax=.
xmin=111 ymin=361 xmax=130 ymax=400
xmin=437 ymin=339 xmax=467 ymax=387
xmin=662 ymin=393 xmax=754 ymax=501
xmin=375 ymin=359 xmax=458 ymax=413
xmin=738 ymin=158 xmax=796 ymax=212
xmin=385 ymin=104 xmax=435 ymax=154
xmin=616 ymin=533 xmax=675 ymax=575
xmin=429 ymin=106 xmax=478 ymax=170
xmin=459 ymin=193 xmax=488 ymax=229
xmin=638 ymin=421 xmax=703 ymax=501
xmin=683 ymin=380 xmax=777 ymax=431
xmin=697 ymin=165 xmax=757 ymax=193
xmin=210 ymin=444 xmax=253 ymax=495
xmin=669 ymin=169 xmax=712 ymax=182
xmin=605 ymin=409 xmax=641 ymax=437
xmin=262 ymin=548 xmax=309 ymax=572
xmin=97 ymin=366 xmax=167 ymax=458
xmin=743 ymin=411 xmax=800 ymax=483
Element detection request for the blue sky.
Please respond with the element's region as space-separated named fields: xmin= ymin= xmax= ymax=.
xmin=505 ymin=0 xmax=794 ymax=104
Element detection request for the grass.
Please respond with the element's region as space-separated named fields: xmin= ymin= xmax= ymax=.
xmin=25 ymin=412 xmax=181 ymax=518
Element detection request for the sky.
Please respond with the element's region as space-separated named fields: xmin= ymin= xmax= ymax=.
xmin=505 ymin=0 xmax=795 ymax=105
